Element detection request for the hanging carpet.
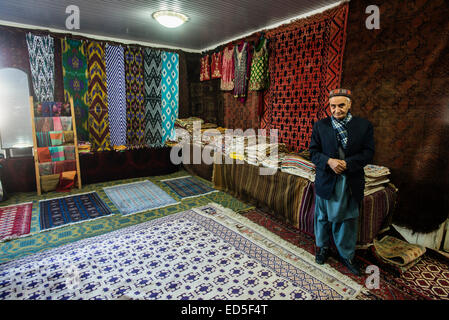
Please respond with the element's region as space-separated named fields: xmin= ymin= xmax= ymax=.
xmin=161 ymin=52 xmax=179 ymax=143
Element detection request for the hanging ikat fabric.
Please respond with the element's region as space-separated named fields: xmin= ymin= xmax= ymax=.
xmin=124 ymin=46 xmax=145 ymax=147
xmin=261 ymin=3 xmax=349 ymax=152
xmin=211 ymin=51 xmax=222 ymax=79
xmin=86 ymin=40 xmax=111 ymax=151
xmin=233 ymin=42 xmax=249 ymax=98
xmin=200 ymin=55 xmax=210 ymax=81
xmin=26 ymin=33 xmax=55 ymax=102
xmin=161 ymin=52 xmax=179 ymax=142
xmin=105 ymin=44 xmax=127 ymax=146
xmin=61 ymin=38 xmax=90 ymax=141
xmin=143 ymin=48 xmax=163 ymax=147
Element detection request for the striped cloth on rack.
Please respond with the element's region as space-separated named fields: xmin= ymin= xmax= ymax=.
xmin=48 ymin=146 xmax=65 ymax=162
xmin=143 ymin=48 xmax=163 ymax=147
xmin=52 ymin=117 xmax=62 ymax=131
xmin=60 ymin=116 xmax=72 ymax=131
xmin=105 ymin=44 xmax=127 ymax=146
xmin=36 ymin=132 xmax=51 ymax=147
xmin=49 ymin=131 xmax=63 ymax=146
xmin=26 ymin=33 xmax=55 ymax=102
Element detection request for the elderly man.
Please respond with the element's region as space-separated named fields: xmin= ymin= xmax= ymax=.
xmin=309 ymin=89 xmax=374 ymax=276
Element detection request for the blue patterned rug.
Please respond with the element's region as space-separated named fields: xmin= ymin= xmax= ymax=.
xmin=0 ymin=203 xmax=364 ymax=300
xmin=103 ymin=180 xmax=179 ymax=215
xmin=161 ymin=176 xmax=218 ymax=199
xmin=39 ymin=192 xmax=113 ymax=231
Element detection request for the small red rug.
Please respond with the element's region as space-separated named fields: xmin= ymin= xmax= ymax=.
xmin=0 ymin=202 xmax=33 ymax=241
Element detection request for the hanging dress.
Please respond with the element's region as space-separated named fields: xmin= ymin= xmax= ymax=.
xmin=220 ymin=46 xmax=234 ymax=90
xmin=200 ymin=55 xmax=210 ymax=81
xmin=249 ymin=38 xmax=269 ymax=91
xmin=211 ymin=51 xmax=222 ymax=79
xmin=233 ymin=42 xmax=248 ymax=98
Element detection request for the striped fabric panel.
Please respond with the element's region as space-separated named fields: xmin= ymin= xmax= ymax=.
xmin=48 ymin=146 xmax=65 ymax=162
xmin=281 ymin=158 xmax=316 ymax=170
xmin=105 ymin=44 xmax=127 ymax=146
xmin=49 ymin=131 xmax=63 ymax=146
xmin=36 ymin=132 xmax=51 ymax=147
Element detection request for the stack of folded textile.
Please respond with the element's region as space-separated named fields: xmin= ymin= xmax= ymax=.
xmin=364 ymin=164 xmax=391 ymax=196
xmin=78 ymin=142 xmax=91 ymax=153
xmin=175 ymin=117 xmax=204 ymax=131
xmin=280 ymin=154 xmax=316 ymax=182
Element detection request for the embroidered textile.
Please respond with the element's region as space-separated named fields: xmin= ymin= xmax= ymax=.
xmin=220 ymin=46 xmax=235 ymax=90
xmin=211 ymin=51 xmax=222 ymax=79
xmin=249 ymin=38 xmax=269 ymax=91
xmin=26 ymin=33 xmax=55 ymax=102
xmin=200 ymin=55 xmax=210 ymax=81
xmin=233 ymin=43 xmax=249 ymax=98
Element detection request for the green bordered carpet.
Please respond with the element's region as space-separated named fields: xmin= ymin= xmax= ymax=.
xmin=0 ymin=170 xmax=254 ymax=264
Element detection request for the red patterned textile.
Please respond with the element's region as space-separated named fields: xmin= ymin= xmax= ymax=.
xmin=0 ymin=202 xmax=33 ymax=241
xmin=223 ymin=91 xmax=260 ymax=130
xmin=199 ymin=55 xmax=210 ymax=81
xmin=210 ymin=51 xmax=222 ymax=79
xmin=261 ymin=3 xmax=348 ymax=151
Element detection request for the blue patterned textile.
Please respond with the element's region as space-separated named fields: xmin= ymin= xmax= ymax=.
xmin=161 ymin=52 xmax=179 ymax=143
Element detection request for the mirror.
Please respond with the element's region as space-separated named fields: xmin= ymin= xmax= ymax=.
xmin=0 ymin=67 xmax=32 ymax=149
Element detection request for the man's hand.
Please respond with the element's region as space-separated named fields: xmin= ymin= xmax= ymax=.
xmin=327 ymin=158 xmax=347 ymax=174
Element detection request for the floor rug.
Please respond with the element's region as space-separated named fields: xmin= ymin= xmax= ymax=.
xmin=103 ymin=180 xmax=179 ymax=215
xmin=0 ymin=202 xmax=33 ymax=242
xmin=0 ymin=203 xmax=364 ymax=300
xmin=242 ymin=208 xmax=449 ymax=300
xmin=39 ymin=192 xmax=113 ymax=231
xmin=161 ymin=175 xmax=218 ymax=199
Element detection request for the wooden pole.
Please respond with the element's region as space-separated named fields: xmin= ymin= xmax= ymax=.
xmin=29 ymin=96 xmax=41 ymax=195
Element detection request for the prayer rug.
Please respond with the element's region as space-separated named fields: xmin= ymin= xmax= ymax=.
xmin=161 ymin=51 xmax=179 ymax=143
xmin=0 ymin=203 xmax=33 ymax=242
xmin=61 ymin=38 xmax=90 ymax=142
xmin=105 ymin=44 xmax=127 ymax=146
xmin=39 ymin=192 xmax=113 ymax=231
xmin=103 ymin=180 xmax=179 ymax=215
xmin=87 ymin=40 xmax=111 ymax=151
xmin=143 ymin=48 xmax=163 ymax=147
xmin=0 ymin=203 xmax=363 ymax=300
xmin=26 ymin=33 xmax=55 ymax=102
xmin=161 ymin=176 xmax=218 ymax=199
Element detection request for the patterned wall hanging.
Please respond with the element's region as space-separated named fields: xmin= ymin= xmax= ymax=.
xmin=26 ymin=33 xmax=55 ymax=102
xmin=86 ymin=40 xmax=111 ymax=151
xmin=124 ymin=46 xmax=145 ymax=147
xmin=211 ymin=51 xmax=222 ymax=79
xmin=161 ymin=52 xmax=179 ymax=143
xmin=61 ymin=38 xmax=90 ymax=141
xmin=261 ymin=3 xmax=348 ymax=152
xmin=105 ymin=44 xmax=127 ymax=146
xmin=143 ymin=48 xmax=163 ymax=147
xmin=223 ymin=91 xmax=260 ymax=131
xmin=200 ymin=54 xmax=210 ymax=81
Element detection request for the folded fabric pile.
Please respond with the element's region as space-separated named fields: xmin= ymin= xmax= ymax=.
xmin=280 ymin=154 xmax=316 ymax=182
xmin=78 ymin=142 xmax=91 ymax=153
xmin=175 ymin=117 xmax=204 ymax=131
xmin=364 ymin=164 xmax=391 ymax=196
xmin=373 ymin=235 xmax=426 ymax=273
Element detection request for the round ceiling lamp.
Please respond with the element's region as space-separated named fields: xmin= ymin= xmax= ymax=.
xmin=152 ymin=10 xmax=189 ymax=28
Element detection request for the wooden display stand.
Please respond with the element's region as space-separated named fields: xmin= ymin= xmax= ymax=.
xmin=29 ymin=96 xmax=82 ymax=195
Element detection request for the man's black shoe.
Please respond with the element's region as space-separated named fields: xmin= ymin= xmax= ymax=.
xmin=315 ymin=247 xmax=329 ymax=265
xmin=341 ymin=257 xmax=361 ymax=276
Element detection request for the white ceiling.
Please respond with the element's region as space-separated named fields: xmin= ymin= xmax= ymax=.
xmin=0 ymin=0 xmax=341 ymax=52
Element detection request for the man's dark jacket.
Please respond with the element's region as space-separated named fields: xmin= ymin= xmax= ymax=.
xmin=309 ymin=116 xmax=375 ymax=203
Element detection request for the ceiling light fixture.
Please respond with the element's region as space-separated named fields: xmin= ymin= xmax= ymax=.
xmin=152 ymin=10 xmax=189 ymax=28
